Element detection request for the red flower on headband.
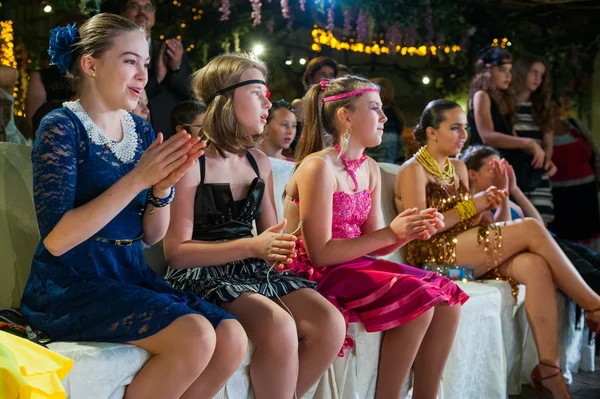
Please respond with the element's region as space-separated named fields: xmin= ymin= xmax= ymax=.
xmin=320 ymin=80 xmax=330 ymax=91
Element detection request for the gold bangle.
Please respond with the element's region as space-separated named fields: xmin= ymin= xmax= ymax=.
xmin=456 ymin=200 xmax=476 ymax=222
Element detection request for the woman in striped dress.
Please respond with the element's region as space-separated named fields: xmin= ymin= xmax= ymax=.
xmin=511 ymin=53 xmax=557 ymax=224
xmin=163 ymin=53 xmax=345 ymax=398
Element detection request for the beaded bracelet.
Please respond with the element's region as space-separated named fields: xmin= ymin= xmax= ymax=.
xmin=455 ymin=199 xmax=477 ymax=222
xmin=147 ymin=186 xmax=175 ymax=208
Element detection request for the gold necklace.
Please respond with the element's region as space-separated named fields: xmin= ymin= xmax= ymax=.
xmin=414 ymin=146 xmax=456 ymax=183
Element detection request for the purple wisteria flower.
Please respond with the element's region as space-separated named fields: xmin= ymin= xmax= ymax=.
xmin=219 ymin=0 xmax=231 ymax=21
xmin=356 ymin=11 xmax=369 ymax=43
xmin=250 ymin=0 xmax=262 ymax=26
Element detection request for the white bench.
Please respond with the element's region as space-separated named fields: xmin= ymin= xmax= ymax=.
xmin=1 ymin=143 xmax=592 ymax=398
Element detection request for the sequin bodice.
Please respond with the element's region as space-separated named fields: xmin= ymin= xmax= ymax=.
xmin=332 ymin=190 xmax=372 ymax=238
xmin=406 ymin=181 xmax=477 ymax=266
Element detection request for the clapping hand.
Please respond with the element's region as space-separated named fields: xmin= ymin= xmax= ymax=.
xmin=134 ymin=130 xmax=206 ymax=193
xmin=390 ymin=207 xmax=444 ymax=242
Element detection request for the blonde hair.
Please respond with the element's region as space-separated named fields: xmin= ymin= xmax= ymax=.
xmin=192 ymin=53 xmax=268 ymax=157
xmin=71 ymin=13 xmax=144 ymax=95
xmin=295 ymin=75 xmax=378 ymax=165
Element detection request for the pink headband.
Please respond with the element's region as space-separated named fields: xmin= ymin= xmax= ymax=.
xmin=322 ymin=88 xmax=380 ymax=103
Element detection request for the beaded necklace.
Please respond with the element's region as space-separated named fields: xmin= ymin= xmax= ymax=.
xmin=414 ymin=146 xmax=456 ymax=184
xmin=334 ymin=143 xmax=368 ymax=191
xmin=64 ymin=100 xmax=138 ymax=163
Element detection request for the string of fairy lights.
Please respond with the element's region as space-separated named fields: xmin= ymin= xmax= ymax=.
xmin=0 ymin=1 xmax=512 ymax=119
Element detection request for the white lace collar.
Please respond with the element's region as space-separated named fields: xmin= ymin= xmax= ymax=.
xmin=64 ymin=100 xmax=138 ymax=163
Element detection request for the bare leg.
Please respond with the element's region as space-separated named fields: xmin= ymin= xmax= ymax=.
xmin=496 ymin=253 xmax=570 ymax=398
xmin=375 ymin=308 xmax=434 ymax=399
xmin=278 ymin=288 xmax=346 ymax=396
xmin=124 ymin=314 xmax=216 ymax=399
xmin=222 ymin=292 xmax=299 ymax=399
xmin=412 ymin=303 xmax=461 ymax=399
xmin=181 ymin=319 xmax=248 ymax=399
xmin=456 ymin=218 xmax=600 ymax=317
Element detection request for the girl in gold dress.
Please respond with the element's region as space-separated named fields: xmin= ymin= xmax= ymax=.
xmin=395 ymin=99 xmax=600 ymax=399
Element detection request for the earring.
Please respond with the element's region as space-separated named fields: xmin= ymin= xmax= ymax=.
xmin=337 ymin=129 xmax=350 ymax=159
xmin=342 ymin=129 xmax=350 ymax=153
xmin=92 ymin=72 xmax=96 ymax=77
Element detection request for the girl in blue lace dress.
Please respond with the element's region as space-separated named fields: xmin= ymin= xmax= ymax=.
xmin=163 ymin=53 xmax=346 ymax=398
xmin=20 ymin=14 xmax=247 ymax=399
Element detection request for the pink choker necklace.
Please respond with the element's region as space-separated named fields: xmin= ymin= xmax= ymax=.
xmin=335 ymin=143 xmax=367 ymax=191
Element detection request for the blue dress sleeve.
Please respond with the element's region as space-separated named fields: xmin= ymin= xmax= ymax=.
xmin=32 ymin=110 xmax=79 ymax=239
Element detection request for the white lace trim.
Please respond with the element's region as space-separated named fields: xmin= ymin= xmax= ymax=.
xmin=64 ymin=100 xmax=138 ymax=163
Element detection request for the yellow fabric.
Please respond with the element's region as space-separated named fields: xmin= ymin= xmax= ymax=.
xmin=0 ymin=331 xmax=73 ymax=399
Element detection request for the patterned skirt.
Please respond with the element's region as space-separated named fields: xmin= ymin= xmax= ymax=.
xmin=164 ymin=258 xmax=316 ymax=305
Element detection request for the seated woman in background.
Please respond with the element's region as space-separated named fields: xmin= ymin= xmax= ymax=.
xmin=0 ymin=65 xmax=28 ymax=144
xmin=283 ymin=75 xmax=467 ymax=399
xmin=257 ymin=99 xmax=297 ymax=161
xmin=461 ymin=144 xmax=600 ymax=295
xmin=396 ymin=99 xmax=600 ymax=399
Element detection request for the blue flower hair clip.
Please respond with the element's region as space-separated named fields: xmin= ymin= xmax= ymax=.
xmin=48 ymin=23 xmax=79 ymax=75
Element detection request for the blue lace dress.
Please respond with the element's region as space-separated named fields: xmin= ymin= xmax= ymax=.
xmin=21 ymin=107 xmax=234 ymax=342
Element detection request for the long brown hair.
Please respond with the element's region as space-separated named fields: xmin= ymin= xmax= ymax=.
xmin=511 ymin=53 xmax=553 ymax=132
xmin=192 ymin=53 xmax=268 ymax=157
xmin=469 ymin=48 xmax=516 ymax=118
xmin=295 ymin=75 xmax=378 ymax=166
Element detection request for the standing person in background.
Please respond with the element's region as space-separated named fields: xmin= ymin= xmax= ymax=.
xmin=0 ymin=66 xmax=28 ymax=144
xmin=550 ymin=100 xmax=600 ymax=251
xmin=258 ymin=99 xmax=297 ymax=161
xmin=468 ymin=48 xmax=550 ymax=209
xmin=25 ymin=13 xmax=87 ymax=133
xmin=301 ymin=56 xmax=338 ymax=89
xmin=122 ymin=0 xmax=193 ymax=136
xmin=366 ymin=77 xmax=405 ymax=164
xmin=511 ymin=53 xmax=557 ymax=224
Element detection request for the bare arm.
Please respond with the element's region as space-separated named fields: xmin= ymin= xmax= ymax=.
xmin=25 ymin=72 xmax=46 ymax=131
xmin=398 ymin=160 xmax=497 ymax=233
xmin=252 ymin=149 xmax=279 ymax=232
xmin=162 ymin=164 xmax=258 ymax=269
xmin=297 ymin=157 xmax=399 ymax=267
xmin=473 ymin=91 xmax=533 ymax=150
xmin=362 ymin=159 xmax=410 ymax=256
xmin=44 ymin=129 xmax=201 ymax=256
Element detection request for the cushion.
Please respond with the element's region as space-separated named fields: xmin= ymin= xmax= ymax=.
xmin=0 ymin=143 xmax=38 ymax=309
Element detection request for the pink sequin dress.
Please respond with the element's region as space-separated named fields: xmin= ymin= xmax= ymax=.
xmin=289 ymin=189 xmax=468 ymax=354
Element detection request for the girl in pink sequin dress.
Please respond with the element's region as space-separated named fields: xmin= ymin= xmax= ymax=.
xmin=283 ymin=76 xmax=468 ymax=399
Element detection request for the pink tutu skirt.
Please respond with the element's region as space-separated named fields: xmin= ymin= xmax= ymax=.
xmin=287 ymin=242 xmax=469 ymax=356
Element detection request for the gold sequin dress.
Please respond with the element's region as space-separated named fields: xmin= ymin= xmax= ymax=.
xmin=406 ymin=179 xmax=519 ymax=299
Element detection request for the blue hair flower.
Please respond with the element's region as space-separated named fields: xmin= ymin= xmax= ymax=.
xmin=48 ymin=23 xmax=79 ymax=75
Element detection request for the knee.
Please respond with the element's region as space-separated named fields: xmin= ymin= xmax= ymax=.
xmin=215 ymin=319 xmax=248 ymax=366
xmin=171 ymin=314 xmax=217 ymax=371
xmin=521 ymin=217 xmax=547 ymax=237
xmin=255 ymin=310 xmax=298 ymax=358
xmin=302 ymin=303 xmax=346 ymax=352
